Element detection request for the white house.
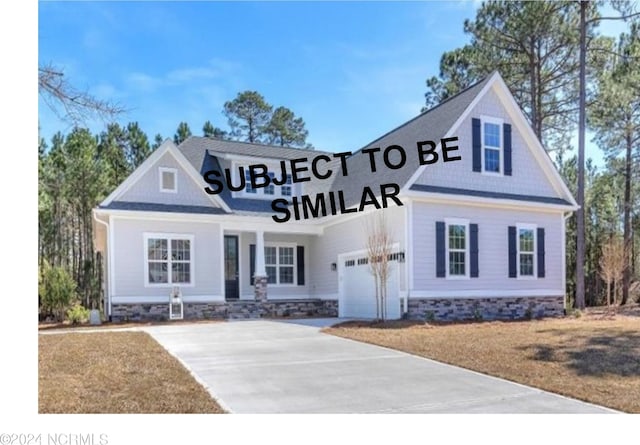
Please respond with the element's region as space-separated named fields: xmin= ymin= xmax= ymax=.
xmin=93 ymin=72 xmax=578 ymax=321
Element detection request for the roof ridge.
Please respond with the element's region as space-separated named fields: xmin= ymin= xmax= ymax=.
xmin=184 ymin=135 xmax=333 ymax=155
xmin=349 ymin=72 xmax=494 ymax=155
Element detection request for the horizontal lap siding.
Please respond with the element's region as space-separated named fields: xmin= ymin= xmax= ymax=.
xmin=416 ymin=87 xmax=558 ymax=198
xmin=310 ymin=206 xmax=406 ymax=298
xmin=112 ymin=218 xmax=222 ymax=299
xmin=120 ymin=151 xmax=215 ymax=207
xmin=411 ymin=202 xmax=563 ymax=294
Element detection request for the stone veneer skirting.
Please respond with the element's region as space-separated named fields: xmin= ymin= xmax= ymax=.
xmin=407 ymin=296 xmax=565 ymax=321
xmin=111 ymin=299 xmax=338 ymax=322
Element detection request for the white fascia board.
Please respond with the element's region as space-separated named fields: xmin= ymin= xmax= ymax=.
xmin=101 ymin=139 xmax=174 ymax=206
xmin=100 ymin=139 xmax=232 ymax=213
xmin=491 ymin=75 xmax=578 ymax=207
xmin=403 ymin=190 xmax=576 ymax=213
xmin=94 ymin=209 xmax=324 ymax=235
xmin=401 ymin=72 xmax=500 ymax=194
xmin=401 ymin=72 xmax=578 ymax=210
xmin=169 ymin=145 xmax=232 ymax=213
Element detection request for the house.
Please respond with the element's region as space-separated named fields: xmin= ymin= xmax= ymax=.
xmin=92 ymin=72 xmax=578 ymax=322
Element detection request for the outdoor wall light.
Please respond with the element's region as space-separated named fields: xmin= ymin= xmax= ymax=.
xmin=330 ymin=262 xmax=337 ymax=271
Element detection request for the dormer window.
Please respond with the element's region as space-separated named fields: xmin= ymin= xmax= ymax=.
xmin=240 ymin=165 xmax=294 ymax=199
xmin=159 ymin=167 xmax=177 ymax=193
xmin=481 ymin=116 xmax=503 ymax=175
xmin=281 ymin=174 xmax=292 ymax=196
xmin=245 ymin=170 xmax=257 ymax=194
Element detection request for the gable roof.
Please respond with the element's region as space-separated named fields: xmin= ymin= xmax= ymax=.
xmin=98 ymin=139 xmax=232 ymax=213
xmin=328 ymin=74 xmax=495 ymax=207
xmin=179 ymin=136 xmax=334 ymax=174
xmin=97 ymin=71 xmax=577 ymax=218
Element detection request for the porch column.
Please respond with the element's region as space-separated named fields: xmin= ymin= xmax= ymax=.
xmin=254 ymin=230 xmax=268 ymax=301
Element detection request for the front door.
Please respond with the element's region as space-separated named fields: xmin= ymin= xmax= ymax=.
xmin=224 ymin=235 xmax=239 ymax=300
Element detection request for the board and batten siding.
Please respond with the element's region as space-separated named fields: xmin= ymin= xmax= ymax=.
xmin=310 ymin=205 xmax=406 ymax=298
xmin=119 ymin=151 xmax=216 ymax=207
xmin=111 ymin=217 xmax=223 ymax=303
xmin=237 ymin=232 xmax=314 ymax=299
xmin=411 ymin=201 xmax=564 ymax=295
xmin=415 ymin=86 xmax=558 ymax=198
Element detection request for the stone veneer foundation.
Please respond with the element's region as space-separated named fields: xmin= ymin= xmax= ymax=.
xmin=407 ymin=296 xmax=565 ymax=321
xmin=111 ymin=299 xmax=338 ymax=322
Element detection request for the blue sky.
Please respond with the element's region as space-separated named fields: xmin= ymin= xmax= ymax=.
xmin=39 ymin=1 xmax=628 ymax=161
xmin=38 ymin=1 xmax=476 ymax=150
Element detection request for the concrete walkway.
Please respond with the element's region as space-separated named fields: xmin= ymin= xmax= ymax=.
xmin=143 ymin=319 xmax=615 ymax=414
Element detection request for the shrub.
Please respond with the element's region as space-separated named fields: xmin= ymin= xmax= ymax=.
xmin=424 ymin=310 xmax=435 ymax=323
xmin=67 ymin=303 xmax=90 ymax=324
xmin=39 ymin=261 xmax=77 ymax=322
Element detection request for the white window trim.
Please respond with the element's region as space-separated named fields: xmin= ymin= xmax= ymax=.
xmin=445 ymin=218 xmax=470 ymax=280
xmin=143 ymin=233 xmax=195 ymax=287
xmin=480 ymin=115 xmax=504 ymax=177
xmin=516 ymin=223 xmax=537 ymax=280
xmin=158 ymin=167 xmax=178 ymax=193
xmin=264 ymin=242 xmax=297 ymax=287
xmin=232 ymin=161 xmax=297 ymax=200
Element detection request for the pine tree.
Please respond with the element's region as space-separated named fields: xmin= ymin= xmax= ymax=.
xmin=223 ymin=91 xmax=272 ymax=143
xmin=174 ymin=122 xmax=192 ymax=145
xmin=265 ymin=106 xmax=310 ymax=148
xmin=202 ymin=120 xmax=227 ymax=139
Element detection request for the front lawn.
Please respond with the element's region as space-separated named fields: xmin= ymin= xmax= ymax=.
xmin=39 ymin=331 xmax=225 ymax=413
xmin=324 ymin=307 xmax=640 ymax=413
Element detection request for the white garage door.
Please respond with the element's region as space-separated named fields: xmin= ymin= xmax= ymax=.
xmin=339 ymin=251 xmax=402 ymax=320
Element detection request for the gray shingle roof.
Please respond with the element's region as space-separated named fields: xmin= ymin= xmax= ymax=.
xmin=328 ymin=75 xmax=494 ymax=207
xmin=179 ymin=137 xmax=333 ymax=173
xmin=175 ymin=75 xmax=495 ymax=214
xmin=409 ymin=184 xmax=572 ymax=206
xmin=101 ymin=201 xmax=228 ymax=215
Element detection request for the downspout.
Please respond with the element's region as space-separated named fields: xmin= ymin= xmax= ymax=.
xmin=93 ymin=212 xmax=111 ymax=319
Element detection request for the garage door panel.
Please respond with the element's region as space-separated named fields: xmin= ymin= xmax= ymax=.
xmin=340 ymin=253 xmax=401 ymax=320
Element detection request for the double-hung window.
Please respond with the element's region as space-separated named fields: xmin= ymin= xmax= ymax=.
xmin=482 ymin=117 xmax=503 ymax=174
xmin=517 ymin=225 xmax=536 ymax=277
xmin=264 ymin=245 xmax=295 ymax=285
xmin=446 ymin=219 xmax=469 ymax=278
xmin=145 ymin=234 xmax=194 ymax=286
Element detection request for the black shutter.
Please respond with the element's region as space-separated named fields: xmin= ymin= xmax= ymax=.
xmin=504 ymin=123 xmax=512 ymax=176
xmin=470 ymin=223 xmax=479 ymax=278
xmin=436 ymin=221 xmax=446 ymax=277
xmin=472 ymin=118 xmax=482 ymax=172
xmin=508 ymin=226 xmax=517 ymax=278
xmin=249 ymin=244 xmax=256 ymax=285
xmin=297 ymin=245 xmax=305 ymax=285
xmin=537 ymin=228 xmax=545 ymax=278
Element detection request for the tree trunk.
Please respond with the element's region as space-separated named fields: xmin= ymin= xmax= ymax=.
xmin=529 ymin=39 xmax=540 ymax=140
xmin=575 ymin=0 xmax=587 ymax=309
xmin=622 ymin=132 xmax=632 ymax=305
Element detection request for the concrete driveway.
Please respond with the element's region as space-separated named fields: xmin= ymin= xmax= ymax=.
xmin=143 ymin=319 xmax=614 ymax=414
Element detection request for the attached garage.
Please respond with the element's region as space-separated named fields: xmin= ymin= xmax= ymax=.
xmin=338 ymin=250 xmax=402 ymax=320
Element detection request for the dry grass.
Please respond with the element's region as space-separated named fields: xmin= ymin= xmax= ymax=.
xmin=39 ymin=332 xmax=225 ymax=413
xmin=325 ymin=308 xmax=640 ymax=413
xmin=38 ymin=319 xmax=222 ymax=331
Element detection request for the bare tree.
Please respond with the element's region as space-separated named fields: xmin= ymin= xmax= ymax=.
xmin=599 ymin=235 xmax=627 ymax=306
xmin=365 ymin=213 xmax=392 ymax=321
xmin=39 ymin=63 xmax=126 ymax=124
